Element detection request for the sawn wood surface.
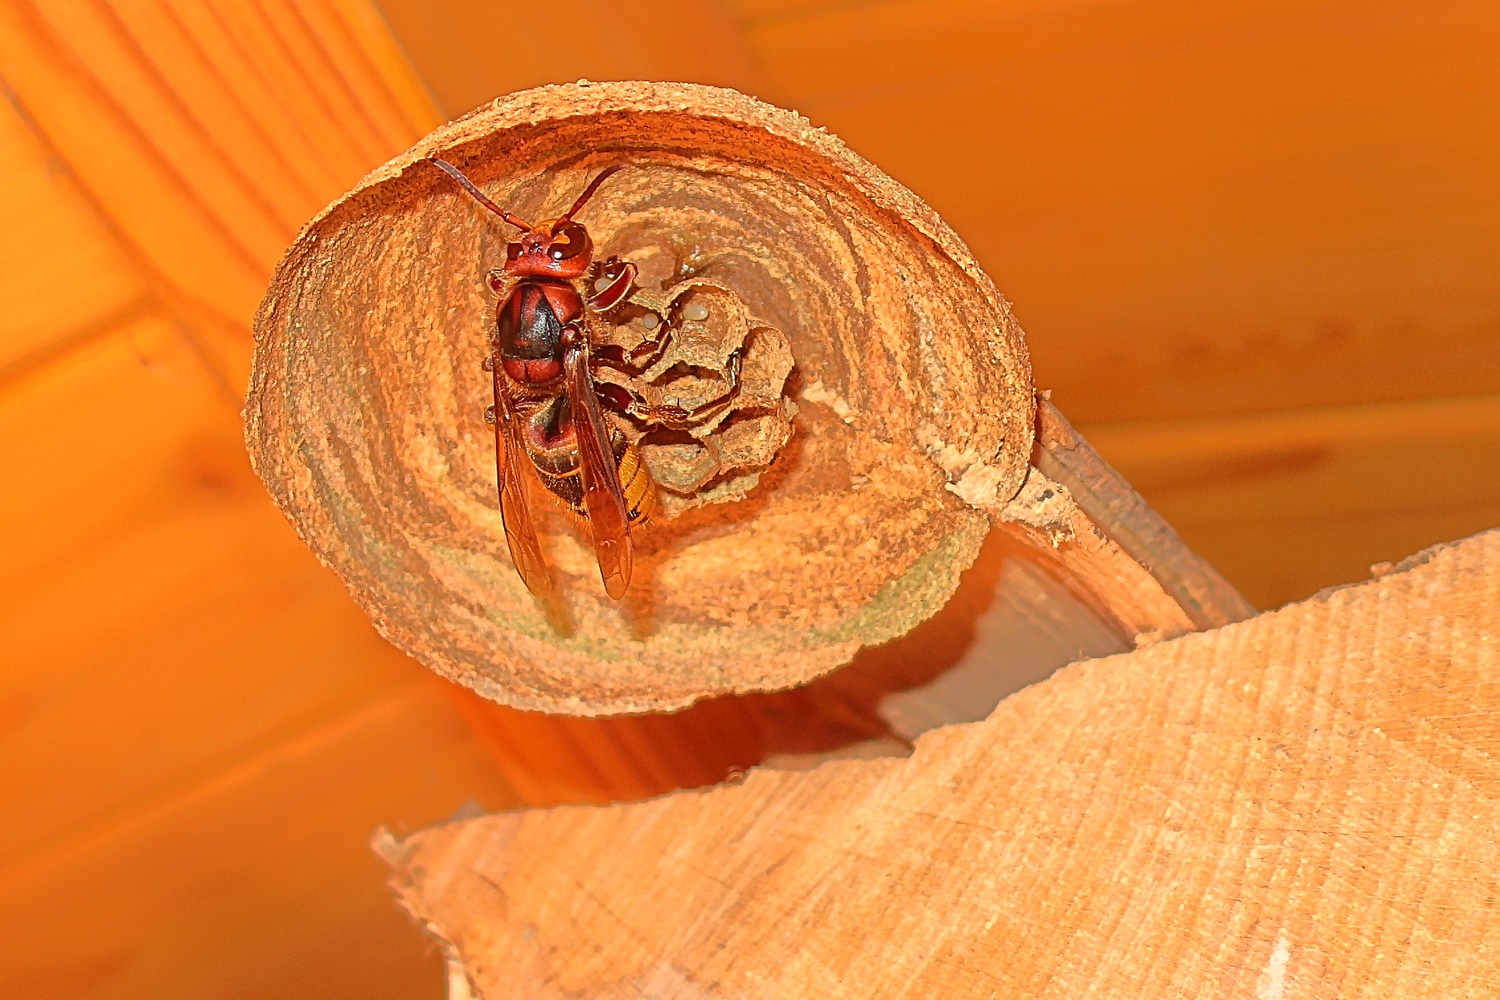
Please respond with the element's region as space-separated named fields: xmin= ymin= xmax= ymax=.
xmin=383 ymin=528 xmax=1500 ymax=999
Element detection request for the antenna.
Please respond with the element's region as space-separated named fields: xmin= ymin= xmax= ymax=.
xmin=429 ymin=157 xmax=533 ymax=232
xmin=561 ymin=164 xmax=626 ymax=222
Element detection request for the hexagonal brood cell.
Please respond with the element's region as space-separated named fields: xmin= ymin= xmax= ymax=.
xmin=595 ymin=276 xmax=796 ymax=516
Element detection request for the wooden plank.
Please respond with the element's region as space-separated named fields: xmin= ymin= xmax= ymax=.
xmin=208 ymin=1 xmax=404 ymax=169
xmin=159 ymin=0 xmax=370 ymax=197
xmin=826 ymin=524 xmax=1133 ymax=739
xmin=0 ymin=675 xmax=518 ymax=1000
xmin=0 ymin=0 xmax=438 ymax=335
xmin=1164 ymin=506 xmax=1500 ymax=617
xmin=0 ymin=99 xmax=144 ymax=373
xmin=735 ymin=0 xmax=1500 ymax=424
xmin=1084 ymin=394 xmax=1500 ymax=608
xmin=0 ymin=0 xmax=274 ymax=323
xmin=323 ymin=0 xmax=446 ymax=135
xmin=457 ymin=678 xmax=923 ymax=806
xmin=0 ymin=315 xmax=224 ymax=589
xmin=383 ymin=528 xmax=1500 ymax=999
xmin=733 ymin=0 xmax=1117 ymax=22
xmin=0 ymin=322 xmax=432 ymax=865
xmin=0 ymin=7 xmax=528 ymax=998
xmin=1033 ymin=397 xmax=1257 ymax=626
xmin=101 ymin=0 xmax=331 ymax=232
xmin=374 ymin=0 xmax=1500 ymax=423
xmin=375 ymin=0 xmax=770 ymax=117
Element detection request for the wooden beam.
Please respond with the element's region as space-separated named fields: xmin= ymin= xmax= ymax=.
xmin=382 ymin=526 xmax=1500 ymax=998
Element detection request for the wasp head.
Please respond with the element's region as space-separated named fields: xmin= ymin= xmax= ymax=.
xmin=504 ymin=219 xmax=594 ymax=279
xmin=430 ymin=158 xmax=622 ymax=282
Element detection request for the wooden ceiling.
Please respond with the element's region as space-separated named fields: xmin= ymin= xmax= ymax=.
xmin=0 ymin=1 xmax=1495 ymax=997
xmin=382 ymin=0 xmax=1500 ymax=608
xmin=0 ymin=4 xmax=509 ymax=996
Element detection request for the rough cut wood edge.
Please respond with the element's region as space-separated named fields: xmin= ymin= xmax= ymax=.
xmin=245 ymin=80 xmax=1035 ymax=714
xmin=378 ymin=527 xmax=1500 ymax=999
xmin=1029 ymin=396 xmax=1257 ymax=629
xmin=966 ymin=395 xmax=1240 ymax=655
xmin=715 ymin=393 xmax=1256 ymax=776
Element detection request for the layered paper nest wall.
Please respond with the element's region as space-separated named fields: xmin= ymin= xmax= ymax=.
xmin=246 ymin=82 xmax=1035 ymax=714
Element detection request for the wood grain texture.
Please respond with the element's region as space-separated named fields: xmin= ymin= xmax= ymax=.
xmin=0 ymin=322 xmax=454 ymax=866
xmin=1031 ymin=397 xmax=1257 ymax=629
xmin=736 ymin=0 xmax=1500 ymax=424
xmin=0 ymin=4 xmax=524 ymax=998
xmin=0 ymin=98 xmax=143 ymax=377
xmin=7 ymin=1 xmax=1488 ymax=994
xmin=377 ymin=0 xmax=769 ymax=118
xmin=0 ymin=675 xmax=516 ymax=1000
xmin=384 ymin=527 xmax=1500 ymax=999
xmin=0 ymin=0 xmax=441 ymax=364
xmin=1091 ymin=393 xmax=1500 ymax=608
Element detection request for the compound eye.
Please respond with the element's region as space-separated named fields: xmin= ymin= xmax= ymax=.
xmin=547 ymin=222 xmax=590 ymax=261
xmin=506 ymin=242 xmax=522 ymax=261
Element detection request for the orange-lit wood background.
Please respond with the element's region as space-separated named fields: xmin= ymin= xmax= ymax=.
xmin=0 ymin=2 xmax=1495 ymax=997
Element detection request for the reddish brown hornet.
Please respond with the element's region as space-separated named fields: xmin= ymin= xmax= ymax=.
xmin=431 ymin=158 xmax=727 ymax=600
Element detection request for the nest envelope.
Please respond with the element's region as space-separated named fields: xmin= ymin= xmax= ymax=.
xmin=245 ymin=81 xmax=1034 ymax=714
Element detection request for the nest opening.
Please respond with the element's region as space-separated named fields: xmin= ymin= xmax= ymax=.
xmin=246 ymin=82 xmax=1034 ymax=714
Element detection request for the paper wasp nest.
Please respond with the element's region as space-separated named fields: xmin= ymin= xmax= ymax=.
xmin=598 ymin=273 xmax=795 ymax=516
xmin=246 ymin=82 xmax=1034 ymax=714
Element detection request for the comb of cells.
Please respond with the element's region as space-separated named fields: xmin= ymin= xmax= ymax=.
xmin=599 ymin=268 xmax=797 ymax=516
